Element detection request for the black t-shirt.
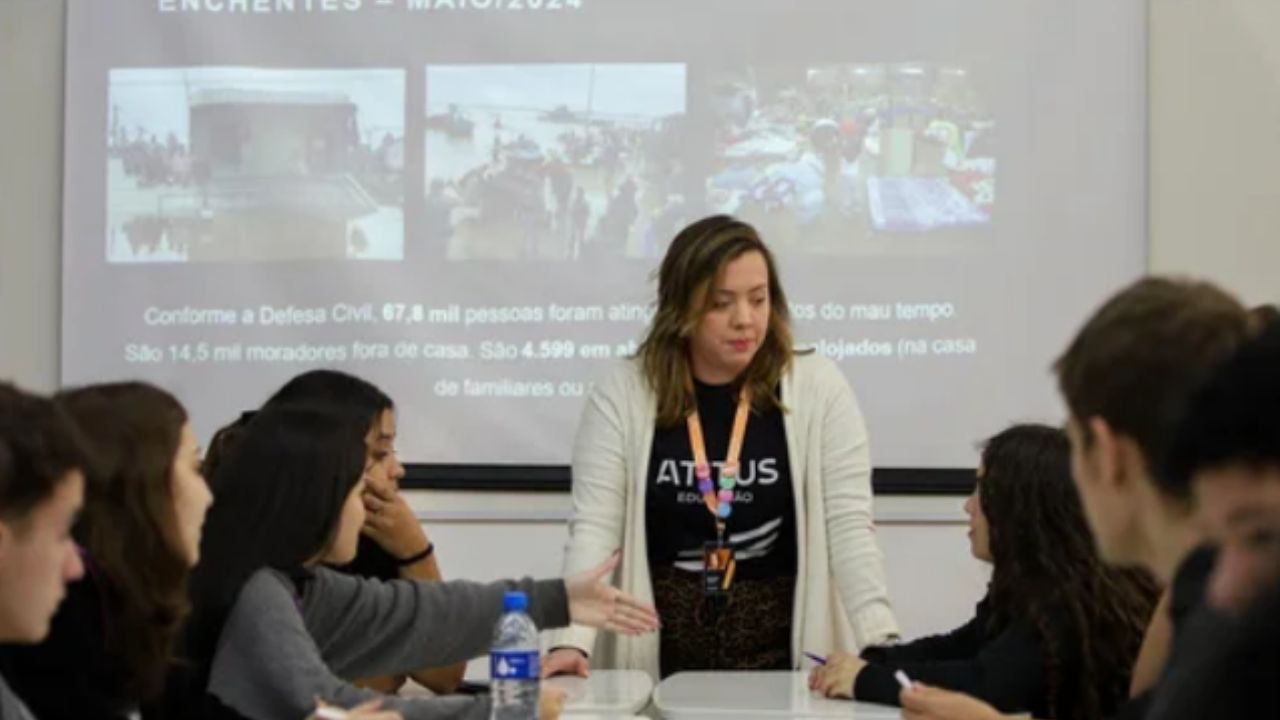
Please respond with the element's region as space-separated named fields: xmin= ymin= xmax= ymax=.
xmin=856 ymin=596 xmax=1065 ymax=717
xmin=645 ymin=379 xmax=796 ymax=580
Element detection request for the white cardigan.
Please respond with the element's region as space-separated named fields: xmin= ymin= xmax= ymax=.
xmin=550 ymin=353 xmax=900 ymax=678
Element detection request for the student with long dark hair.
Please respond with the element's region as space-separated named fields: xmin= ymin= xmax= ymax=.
xmin=263 ymin=370 xmax=444 ymax=593
xmin=211 ymin=370 xmax=465 ymax=695
xmin=811 ymin=425 xmax=1159 ymax=719
xmin=177 ymin=404 xmax=657 ymax=720
xmin=0 ymin=382 xmax=212 ymax=719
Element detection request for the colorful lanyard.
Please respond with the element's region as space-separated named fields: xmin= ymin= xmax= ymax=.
xmin=686 ymin=386 xmax=752 ymax=543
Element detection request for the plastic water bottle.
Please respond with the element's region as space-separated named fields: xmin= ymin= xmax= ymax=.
xmin=489 ymin=591 xmax=540 ymax=720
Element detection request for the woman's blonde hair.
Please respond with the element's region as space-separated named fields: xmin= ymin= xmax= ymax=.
xmin=637 ymin=215 xmax=794 ymax=427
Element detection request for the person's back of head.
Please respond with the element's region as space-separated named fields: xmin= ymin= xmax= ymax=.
xmin=1056 ymin=276 xmax=1251 ymax=486
xmin=0 ymin=383 xmax=89 ymax=644
xmin=1054 ymin=276 xmax=1252 ymax=568
xmin=185 ymin=403 xmax=368 ymax=675
xmin=978 ymin=424 xmax=1159 ymax=720
xmin=56 ymin=381 xmax=206 ymax=701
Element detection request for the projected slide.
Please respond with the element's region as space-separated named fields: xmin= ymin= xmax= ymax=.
xmin=106 ymin=68 xmax=405 ymax=263
xmin=61 ymin=0 xmax=1146 ymax=472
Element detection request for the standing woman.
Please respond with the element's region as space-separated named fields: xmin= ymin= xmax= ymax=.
xmin=544 ymin=214 xmax=899 ymax=680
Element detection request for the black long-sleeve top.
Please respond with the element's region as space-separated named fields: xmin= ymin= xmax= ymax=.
xmin=855 ymin=596 xmax=1057 ymax=717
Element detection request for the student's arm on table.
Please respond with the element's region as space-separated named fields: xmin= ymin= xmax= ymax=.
xmin=900 ymin=684 xmax=1039 ymax=720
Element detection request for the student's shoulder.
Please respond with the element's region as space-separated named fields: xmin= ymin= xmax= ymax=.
xmin=0 ymin=676 xmax=35 ymax=720
xmin=235 ymin=568 xmax=298 ymax=606
xmin=229 ymin=567 xmax=369 ymax=631
xmin=236 ymin=567 xmax=349 ymax=612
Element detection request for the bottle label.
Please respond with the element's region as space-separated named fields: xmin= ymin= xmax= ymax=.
xmin=490 ymin=649 xmax=540 ymax=680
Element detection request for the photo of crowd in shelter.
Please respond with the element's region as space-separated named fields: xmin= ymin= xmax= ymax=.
xmin=706 ymin=63 xmax=996 ymax=254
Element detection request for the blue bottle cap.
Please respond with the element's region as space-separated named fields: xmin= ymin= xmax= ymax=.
xmin=503 ymin=591 xmax=529 ymax=612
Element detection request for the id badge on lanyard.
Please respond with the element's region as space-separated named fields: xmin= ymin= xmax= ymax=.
xmin=703 ymin=541 xmax=737 ymax=597
xmin=688 ymin=386 xmax=751 ymax=599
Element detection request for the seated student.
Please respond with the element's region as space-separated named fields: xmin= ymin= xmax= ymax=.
xmin=0 ymin=384 xmax=89 ymax=720
xmin=1166 ymin=321 xmax=1280 ymax=615
xmin=240 ymin=370 xmax=464 ymax=695
xmin=0 ymin=383 xmax=212 ymax=720
xmin=1140 ymin=322 xmax=1280 ymax=720
xmin=810 ymin=424 xmax=1159 ymax=720
xmin=891 ymin=277 xmax=1255 ymax=720
xmin=174 ymin=404 xmax=658 ymax=720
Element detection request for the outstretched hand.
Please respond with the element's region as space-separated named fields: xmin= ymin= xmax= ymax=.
xmin=564 ymin=552 xmax=660 ymax=636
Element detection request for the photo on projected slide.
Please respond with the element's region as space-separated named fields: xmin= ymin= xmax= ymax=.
xmin=106 ymin=67 xmax=406 ymax=264
xmin=707 ymin=63 xmax=996 ymax=253
xmin=424 ymin=64 xmax=688 ymax=262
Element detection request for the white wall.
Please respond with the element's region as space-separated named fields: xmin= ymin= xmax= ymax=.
xmin=3 ymin=0 xmax=1280 ymax=643
xmin=1148 ymin=0 xmax=1280 ymax=308
xmin=0 ymin=0 xmax=63 ymax=392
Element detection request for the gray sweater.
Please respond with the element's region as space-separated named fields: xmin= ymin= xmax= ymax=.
xmin=0 ymin=674 xmax=36 ymax=720
xmin=208 ymin=568 xmax=570 ymax=720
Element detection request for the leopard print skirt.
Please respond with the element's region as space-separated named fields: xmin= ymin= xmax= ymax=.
xmin=651 ymin=565 xmax=796 ymax=678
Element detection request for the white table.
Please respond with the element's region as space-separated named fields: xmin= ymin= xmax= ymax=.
xmin=653 ymin=671 xmax=901 ymax=719
xmin=544 ymin=670 xmax=655 ymax=716
xmin=424 ymin=669 xmax=654 ymax=716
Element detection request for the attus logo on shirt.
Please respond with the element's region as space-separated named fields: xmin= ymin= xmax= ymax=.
xmin=655 ymin=458 xmax=779 ymax=487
